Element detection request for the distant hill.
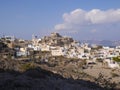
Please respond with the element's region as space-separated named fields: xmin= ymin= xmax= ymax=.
xmin=80 ymin=40 xmax=120 ymax=46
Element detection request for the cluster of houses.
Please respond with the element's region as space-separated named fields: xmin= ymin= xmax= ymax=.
xmin=0 ymin=33 xmax=120 ymax=69
xmin=29 ymin=33 xmax=120 ymax=69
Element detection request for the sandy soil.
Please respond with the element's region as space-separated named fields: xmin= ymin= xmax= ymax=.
xmin=83 ymin=62 xmax=120 ymax=87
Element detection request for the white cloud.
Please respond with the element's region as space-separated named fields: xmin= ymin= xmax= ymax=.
xmin=63 ymin=9 xmax=87 ymax=24
xmin=54 ymin=8 xmax=120 ymax=31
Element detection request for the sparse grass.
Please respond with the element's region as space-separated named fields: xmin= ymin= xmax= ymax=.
xmin=95 ymin=73 xmax=117 ymax=89
xmin=111 ymin=72 xmax=119 ymax=77
xmin=20 ymin=62 xmax=36 ymax=72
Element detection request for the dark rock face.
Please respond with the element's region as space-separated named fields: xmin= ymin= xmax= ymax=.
xmin=0 ymin=40 xmax=9 ymax=53
xmin=0 ymin=67 xmax=103 ymax=90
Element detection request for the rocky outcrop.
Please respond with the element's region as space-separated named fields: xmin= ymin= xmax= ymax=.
xmin=0 ymin=59 xmax=22 ymax=71
xmin=40 ymin=33 xmax=74 ymax=46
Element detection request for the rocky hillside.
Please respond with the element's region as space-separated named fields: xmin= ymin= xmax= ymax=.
xmin=0 ymin=58 xmax=117 ymax=90
xmin=0 ymin=58 xmax=103 ymax=90
xmin=40 ymin=32 xmax=74 ymax=46
xmin=0 ymin=68 xmax=103 ymax=90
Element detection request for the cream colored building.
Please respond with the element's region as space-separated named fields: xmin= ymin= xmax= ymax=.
xmin=51 ymin=48 xmax=66 ymax=56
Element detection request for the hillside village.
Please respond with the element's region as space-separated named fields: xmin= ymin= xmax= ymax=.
xmin=1 ymin=32 xmax=120 ymax=69
xmin=0 ymin=33 xmax=120 ymax=89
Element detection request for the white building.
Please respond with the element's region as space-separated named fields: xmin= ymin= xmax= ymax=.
xmin=16 ymin=47 xmax=30 ymax=57
xmin=51 ymin=47 xmax=66 ymax=56
xmin=3 ymin=35 xmax=15 ymax=41
xmin=105 ymin=59 xmax=120 ymax=69
xmin=41 ymin=45 xmax=50 ymax=51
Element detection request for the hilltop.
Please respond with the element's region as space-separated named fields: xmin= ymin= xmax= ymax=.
xmin=39 ymin=32 xmax=74 ymax=46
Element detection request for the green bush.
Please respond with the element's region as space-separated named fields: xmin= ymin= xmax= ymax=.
xmin=20 ymin=62 xmax=35 ymax=71
xmin=113 ymin=56 xmax=120 ymax=62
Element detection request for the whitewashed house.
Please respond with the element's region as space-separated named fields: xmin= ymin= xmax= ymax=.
xmin=16 ymin=47 xmax=30 ymax=57
xmin=28 ymin=44 xmax=41 ymax=51
xmin=41 ymin=45 xmax=50 ymax=51
xmin=51 ymin=47 xmax=66 ymax=56
xmin=104 ymin=59 xmax=120 ymax=69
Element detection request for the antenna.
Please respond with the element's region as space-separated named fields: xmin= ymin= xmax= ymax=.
xmin=32 ymin=34 xmax=35 ymax=40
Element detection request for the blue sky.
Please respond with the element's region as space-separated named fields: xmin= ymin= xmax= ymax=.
xmin=0 ymin=0 xmax=120 ymax=40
